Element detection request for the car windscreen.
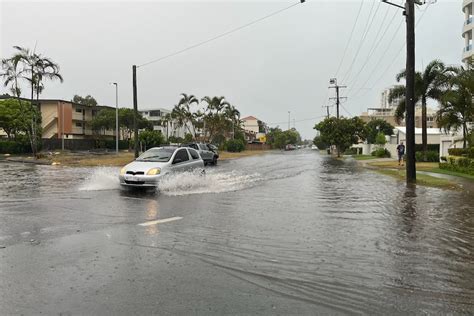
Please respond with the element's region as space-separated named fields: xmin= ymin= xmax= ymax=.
xmin=136 ymin=148 xmax=175 ymax=162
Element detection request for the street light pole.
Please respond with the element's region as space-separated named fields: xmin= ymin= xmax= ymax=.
xmin=288 ymin=111 xmax=291 ymax=130
xmin=111 ymin=82 xmax=119 ymax=154
xmin=132 ymin=65 xmax=139 ymax=158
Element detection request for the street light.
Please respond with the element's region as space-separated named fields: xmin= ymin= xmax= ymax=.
xmin=110 ymin=82 xmax=119 ymax=154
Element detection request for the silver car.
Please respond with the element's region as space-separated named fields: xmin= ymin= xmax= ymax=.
xmin=119 ymin=146 xmax=205 ymax=187
xmin=183 ymin=143 xmax=218 ymax=165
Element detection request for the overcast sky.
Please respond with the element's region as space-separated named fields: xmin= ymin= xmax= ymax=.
xmin=0 ymin=0 xmax=464 ymax=139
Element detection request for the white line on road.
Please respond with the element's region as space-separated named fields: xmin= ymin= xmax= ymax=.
xmin=138 ymin=217 xmax=183 ymax=227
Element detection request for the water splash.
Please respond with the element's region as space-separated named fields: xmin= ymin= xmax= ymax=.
xmin=78 ymin=167 xmax=121 ymax=191
xmin=158 ymin=169 xmax=262 ymax=196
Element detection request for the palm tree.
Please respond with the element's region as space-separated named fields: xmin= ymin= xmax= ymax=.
xmin=178 ymin=93 xmax=199 ymax=138
xmin=161 ymin=113 xmax=172 ymax=141
xmin=437 ymin=63 xmax=474 ymax=148
xmin=10 ymin=46 xmax=63 ymax=157
xmin=1 ymin=56 xmax=24 ymax=101
xmin=389 ymin=60 xmax=446 ymax=159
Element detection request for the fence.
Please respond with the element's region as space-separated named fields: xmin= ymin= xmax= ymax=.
xmin=42 ymin=139 xmax=129 ymax=151
xmin=246 ymin=143 xmax=271 ymax=151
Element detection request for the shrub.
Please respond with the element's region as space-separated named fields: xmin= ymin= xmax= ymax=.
xmin=371 ymin=148 xmax=391 ymax=158
xmin=375 ymin=132 xmax=386 ymax=145
xmin=415 ymin=151 xmax=439 ymax=162
xmin=226 ymin=139 xmax=245 ymax=152
xmin=440 ymin=156 xmax=474 ymax=175
xmin=448 ymin=148 xmax=467 ymax=156
xmin=440 ymin=156 xmax=447 ymax=162
xmin=0 ymin=140 xmax=32 ymax=154
xmin=344 ymin=147 xmax=358 ymax=155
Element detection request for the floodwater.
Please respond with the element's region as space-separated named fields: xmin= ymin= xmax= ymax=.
xmin=0 ymin=150 xmax=473 ymax=315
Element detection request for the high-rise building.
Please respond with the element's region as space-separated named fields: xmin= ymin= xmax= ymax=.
xmin=462 ymin=0 xmax=473 ymax=63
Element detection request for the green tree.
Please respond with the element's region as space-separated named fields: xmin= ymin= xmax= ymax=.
xmin=314 ymin=117 xmax=365 ymax=157
xmin=437 ymin=63 xmax=474 ymax=148
xmin=90 ymin=108 xmax=115 ymax=135
xmin=0 ymin=98 xmax=38 ymax=139
xmin=375 ymin=132 xmax=387 ymax=145
xmin=364 ymin=119 xmax=394 ymax=144
xmin=389 ymin=60 xmax=446 ymax=159
xmin=139 ymin=130 xmax=165 ymax=150
xmin=72 ymin=95 xmax=98 ymax=107
xmin=4 ymin=46 xmax=63 ymax=157
xmin=313 ymin=136 xmax=328 ymax=149
xmin=118 ymin=108 xmax=151 ymax=140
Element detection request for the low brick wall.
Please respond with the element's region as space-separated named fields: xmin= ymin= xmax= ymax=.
xmin=246 ymin=143 xmax=271 ymax=151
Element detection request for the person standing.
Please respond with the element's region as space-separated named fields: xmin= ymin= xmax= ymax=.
xmin=396 ymin=142 xmax=405 ymax=166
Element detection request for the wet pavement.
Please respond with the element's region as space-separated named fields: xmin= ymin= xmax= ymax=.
xmin=0 ymin=150 xmax=473 ymax=315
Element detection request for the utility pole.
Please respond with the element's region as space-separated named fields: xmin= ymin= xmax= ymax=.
xmin=288 ymin=111 xmax=291 ymax=130
xmin=111 ymin=82 xmax=119 ymax=154
xmin=329 ymin=78 xmax=347 ymax=119
xmin=322 ymin=104 xmax=332 ymax=119
xmin=132 ymin=65 xmax=139 ymax=158
xmin=405 ymin=0 xmax=416 ymax=183
xmin=382 ymin=0 xmax=419 ymax=183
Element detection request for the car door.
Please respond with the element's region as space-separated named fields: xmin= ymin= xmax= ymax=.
xmin=199 ymin=144 xmax=211 ymax=161
xmin=187 ymin=148 xmax=203 ymax=170
xmin=171 ymin=148 xmax=190 ymax=172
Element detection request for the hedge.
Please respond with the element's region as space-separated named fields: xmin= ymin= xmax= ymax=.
xmin=226 ymin=139 xmax=245 ymax=152
xmin=0 ymin=140 xmax=32 ymax=154
xmin=371 ymin=148 xmax=391 ymax=158
xmin=415 ymin=151 xmax=439 ymax=162
xmin=439 ymin=155 xmax=474 ymax=175
xmin=448 ymin=147 xmax=474 ymax=158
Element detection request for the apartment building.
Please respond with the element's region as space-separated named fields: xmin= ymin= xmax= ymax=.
xmin=0 ymin=96 xmax=116 ymax=140
xmin=463 ymin=0 xmax=474 ymax=63
xmin=139 ymin=108 xmax=189 ymax=140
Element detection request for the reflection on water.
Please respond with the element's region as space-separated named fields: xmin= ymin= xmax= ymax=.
xmin=0 ymin=151 xmax=473 ymax=314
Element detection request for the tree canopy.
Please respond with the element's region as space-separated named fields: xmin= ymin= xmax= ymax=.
xmin=72 ymin=95 xmax=98 ymax=107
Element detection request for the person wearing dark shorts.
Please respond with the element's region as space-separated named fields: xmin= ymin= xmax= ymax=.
xmin=396 ymin=142 xmax=405 ymax=166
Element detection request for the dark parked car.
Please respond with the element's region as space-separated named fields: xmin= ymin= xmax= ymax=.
xmin=182 ymin=143 xmax=219 ymax=165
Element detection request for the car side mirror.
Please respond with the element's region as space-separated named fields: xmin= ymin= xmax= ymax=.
xmin=173 ymin=158 xmax=182 ymax=164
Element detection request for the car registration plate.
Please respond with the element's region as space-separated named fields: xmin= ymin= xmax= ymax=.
xmin=124 ymin=175 xmax=139 ymax=182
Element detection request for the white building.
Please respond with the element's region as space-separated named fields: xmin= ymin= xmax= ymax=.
xmin=241 ymin=116 xmax=260 ymax=134
xmin=463 ymin=0 xmax=474 ymax=63
xmin=140 ymin=108 xmax=189 ymax=140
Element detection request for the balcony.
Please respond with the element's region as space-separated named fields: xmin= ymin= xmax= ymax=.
xmin=462 ymin=44 xmax=474 ymax=62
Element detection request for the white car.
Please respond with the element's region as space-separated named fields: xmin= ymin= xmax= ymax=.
xmin=119 ymin=146 xmax=205 ymax=187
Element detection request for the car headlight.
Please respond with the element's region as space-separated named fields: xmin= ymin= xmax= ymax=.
xmin=147 ymin=168 xmax=161 ymax=175
xmin=120 ymin=167 xmax=126 ymax=175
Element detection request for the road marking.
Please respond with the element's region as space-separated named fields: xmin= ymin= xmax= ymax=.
xmin=138 ymin=217 xmax=183 ymax=227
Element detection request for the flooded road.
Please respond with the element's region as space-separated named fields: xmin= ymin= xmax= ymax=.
xmin=0 ymin=150 xmax=473 ymax=315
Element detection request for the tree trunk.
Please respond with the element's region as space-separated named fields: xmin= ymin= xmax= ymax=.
xmin=30 ymin=70 xmax=37 ymax=158
xmin=421 ymin=97 xmax=427 ymax=161
xmin=463 ymin=122 xmax=467 ymax=149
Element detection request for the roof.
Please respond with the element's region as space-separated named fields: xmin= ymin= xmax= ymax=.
xmin=0 ymin=95 xmax=114 ymax=110
xmin=395 ymin=126 xmax=442 ymax=135
xmin=242 ymin=115 xmax=258 ymax=121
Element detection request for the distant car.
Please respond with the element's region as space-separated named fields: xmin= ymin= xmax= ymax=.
xmin=183 ymin=143 xmax=218 ymax=165
xmin=285 ymin=144 xmax=296 ymax=151
xmin=119 ymin=146 xmax=204 ymax=187
xmin=311 ymin=145 xmax=319 ymax=150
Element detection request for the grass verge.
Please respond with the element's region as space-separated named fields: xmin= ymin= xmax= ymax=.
xmin=6 ymin=149 xmax=272 ymax=167
xmin=375 ymin=169 xmax=459 ymax=190
xmin=351 ymin=155 xmax=379 ymax=161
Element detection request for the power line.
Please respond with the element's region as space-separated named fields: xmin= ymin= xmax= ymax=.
xmin=267 ymin=115 xmax=326 ymax=126
xmin=349 ymin=1 xmax=432 ymax=100
xmin=334 ymin=0 xmax=364 ymax=78
xmin=138 ymin=1 xmax=304 ymax=68
xmin=341 ymin=0 xmax=380 ymax=84
xmin=346 ymin=5 xmax=394 ymax=89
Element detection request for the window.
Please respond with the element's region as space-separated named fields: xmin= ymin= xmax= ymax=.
xmin=149 ymin=110 xmax=161 ymax=117
xmin=75 ymin=122 xmax=83 ymax=127
xmin=75 ymin=108 xmax=82 ymax=113
xmin=137 ymin=148 xmax=175 ymax=162
xmin=199 ymin=144 xmax=208 ymax=151
xmin=189 ymin=144 xmax=199 ymax=150
xmin=173 ymin=149 xmax=189 ymax=163
xmin=188 ymin=148 xmax=200 ymax=160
